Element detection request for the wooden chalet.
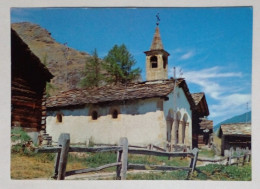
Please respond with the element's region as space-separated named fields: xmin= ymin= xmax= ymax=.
xmin=191 ymin=92 xmax=212 ymax=148
xmin=219 ymin=123 xmax=251 ymax=155
xmin=198 ymin=119 xmax=213 ymax=147
xmin=11 ymin=29 xmax=53 ymax=142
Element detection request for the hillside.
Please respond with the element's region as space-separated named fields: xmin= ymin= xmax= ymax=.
xmin=213 ymin=111 xmax=251 ymax=132
xmin=11 ymin=22 xmax=92 ymax=95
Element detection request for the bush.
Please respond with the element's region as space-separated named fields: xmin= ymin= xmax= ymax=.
xmin=11 ymin=127 xmax=31 ymax=143
xmin=11 ymin=127 xmax=32 ymax=154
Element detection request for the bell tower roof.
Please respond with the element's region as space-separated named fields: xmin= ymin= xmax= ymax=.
xmin=144 ymin=25 xmax=169 ymax=56
xmin=150 ymin=26 xmax=164 ymax=51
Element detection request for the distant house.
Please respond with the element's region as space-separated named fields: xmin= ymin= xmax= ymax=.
xmin=11 ymin=29 xmax=53 ymax=143
xmin=197 ymin=119 xmax=213 ymax=147
xmin=218 ymin=123 xmax=251 ymax=155
xmin=191 ymin=93 xmax=212 ymax=148
xmin=46 ymin=24 xmax=210 ymax=150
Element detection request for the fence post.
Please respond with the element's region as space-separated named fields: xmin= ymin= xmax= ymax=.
xmin=57 ymin=133 xmax=70 ymax=180
xmin=245 ymin=147 xmax=249 ymax=162
xmin=228 ymin=147 xmax=233 ymax=165
xmin=242 ymin=154 xmax=246 ymax=166
xmin=116 ymin=144 xmax=122 ymax=179
xmin=189 ymin=148 xmax=199 ymax=174
xmin=52 ymin=137 xmax=62 ymax=179
xmin=248 ymin=152 xmax=251 ymax=163
xmin=116 ymin=137 xmax=128 ymax=180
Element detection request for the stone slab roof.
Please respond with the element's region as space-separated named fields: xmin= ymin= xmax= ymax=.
xmin=191 ymin=92 xmax=204 ymax=106
xmin=47 ymin=79 xmax=186 ymax=108
xmin=221 ymin=123 xmax=251 ymax=136
xmin=150 ymin=26 xmax=164 ymax=50
xmin=199 ymin=119 xmax=213 ymax=130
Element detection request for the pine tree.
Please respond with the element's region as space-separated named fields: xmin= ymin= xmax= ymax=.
xmin=104 ymin=44 xmax=141 ymax=85
xmin=80 ymin=49 xmax=104 ymax=88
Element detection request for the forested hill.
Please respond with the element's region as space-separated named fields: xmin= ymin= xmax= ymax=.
xmin=12 ymin=22 xmax=92 ymax=96
xmin=213 ymin=111 xmax=251 ymax=132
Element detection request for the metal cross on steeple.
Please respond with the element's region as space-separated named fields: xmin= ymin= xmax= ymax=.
xmin=156 ymin=13 xmax=160 ymax=26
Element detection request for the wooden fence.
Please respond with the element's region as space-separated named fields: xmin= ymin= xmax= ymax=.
xmin=197 ymin=147 xmax=251 ymax=166
xmin=36 ymin=133 xmax=199 ymax=180
xmin=36 ymin=133 xmax=251 ymax=180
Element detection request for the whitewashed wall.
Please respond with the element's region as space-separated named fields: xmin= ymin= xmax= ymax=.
xmin=47 ymin=98 xmax=165 ymax=146
xmin=46 ymin=86 xmax=192 ymax=148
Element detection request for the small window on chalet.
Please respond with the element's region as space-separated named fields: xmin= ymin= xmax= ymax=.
xmin=150 ymin=56 xmax=158 ymax=68
xmin=112 ymin=110 xmax=118 ymax=119
xmin=57 ymin=113 xmax=62 ymax=123
xmin=91 ymin=111 xmax=98 ymax=120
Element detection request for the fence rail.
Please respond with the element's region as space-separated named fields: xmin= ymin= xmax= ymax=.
xmin=36 ymin=133 xmax=251 ymax=180
xmin=127 ymin=163 xmax=191 ymax=171
xmin=197 ymin=147 xmax=251 ymax=166
xmin=65 ymin=162 xmax=122 ymax=177
xmin=128 ymin=148 xmax=193 ymax=158
xmin=36 ymin=133 xmax=199 ymax=180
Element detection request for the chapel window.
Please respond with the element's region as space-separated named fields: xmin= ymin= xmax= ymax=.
xmin=91 ymin=111 xmax=98 ymax=120
xmin=150 ymin=56 xmax=158 ymax=68
xmin=56 ymin=113 xmax=62 ymax=123
xmin=112 ymin=109 xmax=118 ymax=119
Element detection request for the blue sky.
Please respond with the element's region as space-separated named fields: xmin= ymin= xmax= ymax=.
xmin=11 ymin=7 xmax=252 ymax=125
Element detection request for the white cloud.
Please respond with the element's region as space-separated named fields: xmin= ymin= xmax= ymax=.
xmin=182 ymin=66 xmax=242 ymax=100
xmin=169 ymin=66 xmax=251 ymax=123
xmin=179 ymin=50 xmax=195 ymax=60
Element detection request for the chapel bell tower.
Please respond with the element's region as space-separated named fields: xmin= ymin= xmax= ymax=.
xmin=144 ymin=15 xmax=170 ymax=81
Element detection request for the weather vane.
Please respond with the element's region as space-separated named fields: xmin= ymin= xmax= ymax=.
xmin=156 ymin=13 xmax=160 ymax=26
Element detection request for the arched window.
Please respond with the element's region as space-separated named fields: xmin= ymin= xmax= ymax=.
xmin=112 ymin=109 xmax=118 ymax=119
xmin=91 ymin=111 xmax=98 ymax=120
xmin=150 ymin=56 xmax=158 ymax=68
xmin=56 ymin=113 xmax=62 ymax=123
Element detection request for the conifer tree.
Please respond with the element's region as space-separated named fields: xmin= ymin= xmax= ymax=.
xmin=80 ymin=49 xmax=104 ymax=88
xmin=104 ymin=44 xmax=141 ymax=85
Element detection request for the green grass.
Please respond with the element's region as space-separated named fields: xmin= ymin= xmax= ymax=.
xmin=193 ymin=163 xmax=251 ymax=181
xmin=198 ymin=149 xmax=215 ymax=158
xmin=11 ymin=149 xmax=251 ymax=180
xmin=128 ymin=154 xmax=190 ymax=167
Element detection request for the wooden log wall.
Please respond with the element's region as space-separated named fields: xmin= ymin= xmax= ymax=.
xmin=11 ymin=76 xmax=44 ymax=131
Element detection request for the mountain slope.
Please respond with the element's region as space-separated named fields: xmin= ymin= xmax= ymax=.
xmin=213 ymin=111 xmax=251 ymax=132
xmin=11 ymin=22 xmax=92 ymax=95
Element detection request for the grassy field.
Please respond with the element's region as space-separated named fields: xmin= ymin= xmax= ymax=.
xmin=11 ymin=149 xmax=251 ymax=180
xmin=198 ymin=148 xmax=215 ymax=158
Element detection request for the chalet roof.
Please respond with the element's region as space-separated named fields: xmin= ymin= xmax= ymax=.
xmin=199 ymin=119 xmax=213 ymax=130
xmin=221 ymin=123 xmax=251 ymax=136
xmin=191 ymin=92 xmax=209 ymax=116
xmin=47 ymin=79 xmax=195 ymax=109
xmin=191 ymin=93 xmax=204 ymax=106
xmin=11 ymin=29 xmax=53 ymax=81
